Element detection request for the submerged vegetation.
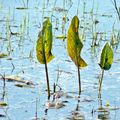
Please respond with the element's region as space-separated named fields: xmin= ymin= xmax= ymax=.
xmin=0 ymin=0 xmax=120 ymax=119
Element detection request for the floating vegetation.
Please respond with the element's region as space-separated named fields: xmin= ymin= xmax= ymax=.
xmin=69 ymin=111 xmax=85 ymax=120
xmin=45 ymin=101 xmax=65 ymax=109
xmin=52 ymin=7 xmax=68 ymax=12
xmin=0 ymin=75 xmax=34 ymax=84
xmin=0 ymin=53 xmax=8 ymax=58
xmin=16 ymin=7 xmax=28 ymax=10
xmin=55 ymin=35 xmax=67 ymax=40
xmin=0 ymin=102 xmax=7 ymax=107
xmin=14 ymin=83 xmax=35 ymax=88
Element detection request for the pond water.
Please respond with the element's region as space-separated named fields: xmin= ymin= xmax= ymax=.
xmin=0 ymin=0 xmax=120 ymax=120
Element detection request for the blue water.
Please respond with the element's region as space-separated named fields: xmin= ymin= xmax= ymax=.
xmin=0 ymin=0 xmax=120 ymax=120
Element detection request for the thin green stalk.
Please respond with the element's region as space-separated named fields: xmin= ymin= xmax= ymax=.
xmin=77 ymin=66 xmax=81 ymax=95
xmin=44 ymin=60 xmax=50 ymax=99
xmin=42 ymin=34 xmax=50 ymax=99
xmin=98 ymin=69 xmax=104 ymax=98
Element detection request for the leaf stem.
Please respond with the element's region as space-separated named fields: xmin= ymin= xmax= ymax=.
xmin=77 ymin=66 xmax=81 ymax=95
xmin=44 ymin=60 xmax=50 ymax=99
xmin=98 ymin=69 xmax=104 ymax=98
xmin=42 ymin=33 xmax=50 ymax=99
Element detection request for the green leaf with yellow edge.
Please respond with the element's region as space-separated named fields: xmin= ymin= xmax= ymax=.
xmin=67 ymin=16 xmax=87 ymax=68
xmin=99 ymin=42 xmax=113 ymax=70
xmin=36 ymin=18 xmax=54 ymax=64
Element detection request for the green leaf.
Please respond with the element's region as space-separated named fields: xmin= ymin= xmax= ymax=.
xmin=67 ymin=16 xmax=87 ymax=68
xmin=99 ymin=42 xmax=113 ymax=70
xmin=36 ymin=18 xmax=54 ymax=64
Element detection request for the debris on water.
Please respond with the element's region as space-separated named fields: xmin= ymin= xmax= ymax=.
xmin=0 ymin=75 xmax=26 ymax=83
xmin=66 ymin=94 xmax=74 ymax=98
xmin=14 ymin=83 xmax=35 ymax=88
xmin=96 ymin=106 xmax=120 ymax=113
xmin=68 ymin=111 xmax=85 ymax=120
xmin=109 ymin=107 xmax=120 ymax=110
xmin=52 ymin=7 xmax=68 ymax=12
xmin=0 ymin=53 xmax=8 ymax=58
xmin=0 ymin=102 xmax=7 ymax=107
xmin=26 ymin=81 xmax=35 ymax=85
xmin=96 ymin=107 xmax=109 ymax=113
xmin=45 ymin=101 xmax=65 ymax=109
xmin=31 ymin=117 xmax=40 ymax=120
xmin=0 ymin=114 xmax=6 ymax=117
xmin=53 ymin=91 xmax=64 ymax=99
xmin=82 ymin=97 xmax=94 ymax=102
xmin=16 ymin=7 xmax=28 ymax=10
xmin=56 ymin=36 xmax=67 ymax=40
xmin=0 ymin=75 xmax=35 ymax=85
xmin=11 ymin=32 xmax=20 ymax=36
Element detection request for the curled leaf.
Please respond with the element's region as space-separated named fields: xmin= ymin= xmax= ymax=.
xmin=99 ymin=42 xmax=113 ymax=70
xmin=67 ymin=16 xmax=87 ymax=68
xmin=36 ymin=19 xmax=54 ymax=64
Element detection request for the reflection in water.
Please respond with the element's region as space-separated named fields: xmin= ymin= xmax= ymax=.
xmin=98 ymin=112 xmax=110 ymax=120
xmin=0 ymin=74 xmax=6 ymax=100
xmin=97 ymin=98 xmax=110 ymax=120
xmin=68 ymin=99 xmax=85 ymax=120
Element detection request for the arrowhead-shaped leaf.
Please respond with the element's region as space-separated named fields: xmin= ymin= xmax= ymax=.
xmin=67 ymin=16 xmax=87 ymax=68
xmin=36 ymin=19 xmax=54 ymax=64
xmin=99 ymin=42 xmax=113 ymax=70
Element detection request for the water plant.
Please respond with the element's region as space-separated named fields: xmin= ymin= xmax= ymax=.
xmin=98 ymin=42 xmax=113 ymax=98
xmin=67 ymin=16 xmax=87 ymax=95
xmin=36 ymin=18 xmax=54 ymax=99
xmin=111 ymin=0 xmax=120 ymax=20
xmin=6 ymin=9 xmax=11 ymax=54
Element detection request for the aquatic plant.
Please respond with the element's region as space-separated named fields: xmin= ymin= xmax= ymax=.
xmin=98 ymin=42 xmax=113 ymax=98
xmin=67 ymin=16 xmax=87 ymax=95
xmin=111 ymin=0 xmax=120 ymax=20
xmin=36 ymin=18 xmax=54 ymax=99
